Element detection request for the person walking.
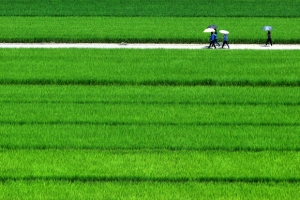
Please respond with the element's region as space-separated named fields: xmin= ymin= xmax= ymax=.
xmin=214 ymin=29 xmax=221 ymax=46
xmin=208 ymin=32 xmax=216 ymax=49
xmin=266 ymin=31 xmax=272 ymax=46
xmin=222 ymin=34 xmax=230 ymax=48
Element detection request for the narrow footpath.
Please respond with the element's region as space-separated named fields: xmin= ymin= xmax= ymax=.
xmin=0 ymin=43 xmax=299 ymax=50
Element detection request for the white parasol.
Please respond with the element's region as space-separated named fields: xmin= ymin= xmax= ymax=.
xmin=219 ymin=30 xmax=229 ymax=34
xmin=203 ymin=28 xmax=215 ymax=33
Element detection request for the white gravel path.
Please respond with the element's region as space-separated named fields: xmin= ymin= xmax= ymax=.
xmin=0 ymin=43 xmax=299 ymax=50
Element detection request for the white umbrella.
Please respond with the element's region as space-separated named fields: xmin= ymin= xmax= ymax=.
xmin=203 ymin=28 xmax=215 ymax=33
xmin=219 ymin=30 xmax=229 ymax=34
xmin=262 ymin=26 xmax=273 ymax=31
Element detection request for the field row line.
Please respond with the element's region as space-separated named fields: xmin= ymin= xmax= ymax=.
xmin=0 ymin=79 xmax=299 ymax=86
xmin=1 ymin=43 xmax=300 ymax=50
xmin=1 ymin=100 xmax=299 ymax=106
xmin=1 ymin=176 xmax=300 ymax=183
xmin=1 ymin=121 xmax=299 ymax=126
xmin=2 ymin=147 xmax=299 ymax=152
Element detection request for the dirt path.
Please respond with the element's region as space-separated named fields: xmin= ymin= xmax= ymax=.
xmin=0 ymin=43 xmax=299 ymax=50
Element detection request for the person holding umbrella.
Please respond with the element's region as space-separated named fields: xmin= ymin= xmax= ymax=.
xmin=220 ymin=30 xmax=230 ymax=49
xmin=222 ymin=34 xmax=230 ymax=48
xmin=262 ymin=26 xmax=273 ymax=46
xmin=208 ymin=32 xmax=216 ymax=49
xmin=207 ymin=25 xmax=220 ymax=47
xmin=214 ymin=29 xmax=221 ymax=46
xmin=203 ymin=28 xmax=216 ymax=48
xmin=266 ymin=31 xmax=272 ymax=46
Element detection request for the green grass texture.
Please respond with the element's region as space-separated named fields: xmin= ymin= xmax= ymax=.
xmin=0 ymin=0 xmax=299 ymax=198
xmin=0 ymin=49 xmax=299 ymax=86
xmin=1 ymin=85 xmax=298 ymax=151
xmin=0 ymin=17 xmax=299 ymax=43
xmin=1 ymin=102 xmax=299 ymax=124
xmin=1 ymin=124 xmax=299 ymax=151
xmin=0 ymin=0 xmax=299 ymax=17
xmin=1 ymin=85 xmax=298 ymax=105
xmin=1 ymin=150 xmax=300 ymax=181
xmin=0 ymin=85 xmax=300 ymax=151
xmin=1 ymin=181 xmax=299 ymax=200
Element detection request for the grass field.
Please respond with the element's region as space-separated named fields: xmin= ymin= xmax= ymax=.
xmin=0 ymin=0 xmax=299 ymax=43
xmin=0 ymin=49 xmax=299 ymax=199
xmin=1 ymin=181 xmax=299 ymax=200
xmin=0 ymin=17 xmax=299 ymax=43
xmin=0 ymin=49 xmax=299 ymax=86
xmin=2 ymin=124 xmax=299 ymax=151
xmin=0 ymin=0 xmax=299 ymax=17
xmin=0 ymin=0 xmax=299 ymax=198
xmin=2 ymin=150 xmax=299 ymax=180
xmin=1 ymin=85 xmax=299 ymax=151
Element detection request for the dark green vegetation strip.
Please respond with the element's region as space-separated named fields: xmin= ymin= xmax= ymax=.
xmin=0 ymin=17 xmax=299 ymax=43
xmin=0 ymin=49 xmax=299 ymax=86
xmin=2 ymin=176 xmax=300 ymax=183
xmin=0 ymin=0 xmax=299 ymax=17
xmin=1 ymin=79 xmax=299 ymax=87
xmin=0 ymin=121 xmax=299 ymax=126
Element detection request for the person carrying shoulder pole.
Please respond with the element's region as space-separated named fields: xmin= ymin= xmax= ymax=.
xmin=208 ymin=32 xmax=216 ymax=49
xmin=222 ymin=34 xmax=230 ymax=48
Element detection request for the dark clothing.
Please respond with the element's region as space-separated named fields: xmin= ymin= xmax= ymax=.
xmin=208 ymin=33 xmax=217 ymax=48
xmin=222 ymin=34 xmax=229 ymax=48
xmin=223 ymin=34 xmax=228 ymax=41
xmin=266 ymin=32 xmax=272 ymax=46
xmin=209 ymin=41 xmax=216 ymax=48
xmin=222 ymin=41 xmax=229 ymax=48
xmin=266 ymin=38 xmax=272 ymax=46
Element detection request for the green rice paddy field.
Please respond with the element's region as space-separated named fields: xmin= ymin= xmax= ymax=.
xmin=0 ymin=1 xmax=300 ymax=199
xmin=1 ymin=0 xmax=299 ymax=17
xmin=0 ymin=0 xmax=299 ymax=43
xmin=0 ymin=49 xmax=299 ymax=199
xmin=1 ymin=17 xmax=299 ymax=44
